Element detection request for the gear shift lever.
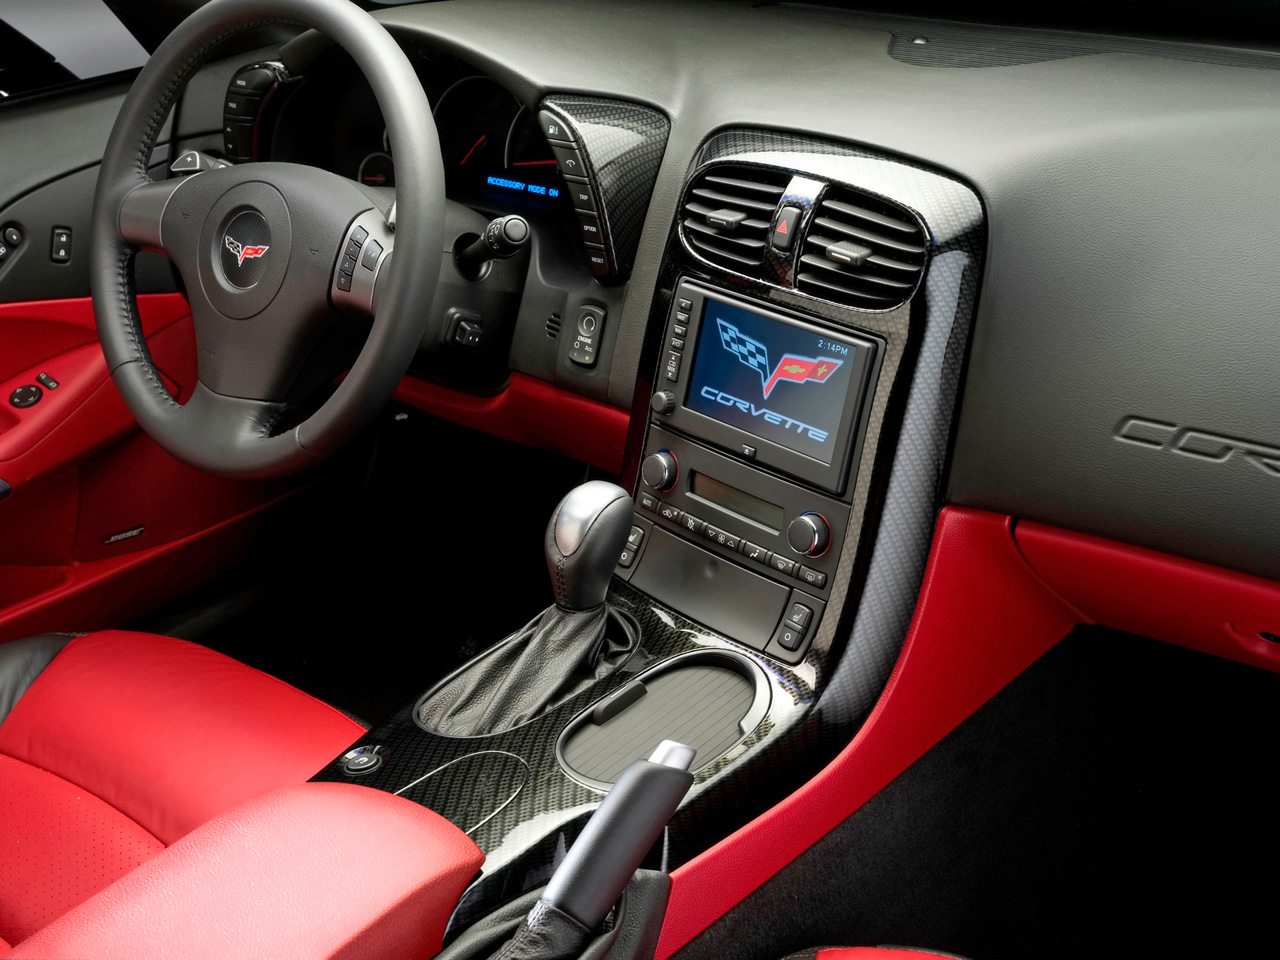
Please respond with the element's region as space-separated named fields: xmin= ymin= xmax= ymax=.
xmin=545 ymin=481 xmax=633 ymax=611
xmin=417 ymin=481 xmax=639 ymax=737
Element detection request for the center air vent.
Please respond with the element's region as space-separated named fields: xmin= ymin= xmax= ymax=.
xmin=682 ymin=165 xmax=789 ymax=273
xmin=797 ymin=187 xmax=927 ymax=309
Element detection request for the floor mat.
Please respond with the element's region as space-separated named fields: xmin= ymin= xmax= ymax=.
xmin=676 ymin=627 xmax=1280 ymax=960
xmin=137 ymin=405 xmax=593 ymax=724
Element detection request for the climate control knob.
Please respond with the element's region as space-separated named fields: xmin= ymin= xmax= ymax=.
xmin=786 ymin=512 xmax=831 ymax=558
xmin=640 ymin=450 xmax=679 ymax=492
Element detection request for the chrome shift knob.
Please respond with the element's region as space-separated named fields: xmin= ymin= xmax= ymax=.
xmin=544 ymin=481 xmax=632 ymax=610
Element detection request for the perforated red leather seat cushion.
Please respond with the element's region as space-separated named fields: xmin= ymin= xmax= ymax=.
xmin=0 ymin=630 xmax=366 ymax=945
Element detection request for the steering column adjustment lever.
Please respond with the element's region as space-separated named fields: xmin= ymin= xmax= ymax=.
xmin=455 ymin=214 xmax=529 ymax=279
xmin=540 ymin=740 xmax=696 ymax=931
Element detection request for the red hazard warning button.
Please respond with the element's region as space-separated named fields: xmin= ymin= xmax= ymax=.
xmin=772 ymin=205 xmax=801 ymax=252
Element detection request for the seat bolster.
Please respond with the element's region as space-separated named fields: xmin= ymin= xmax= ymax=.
xmin=0 ymin=634 xmax=73 ymax=724
xmin=0 ymin=631 xmax=366 ymax=844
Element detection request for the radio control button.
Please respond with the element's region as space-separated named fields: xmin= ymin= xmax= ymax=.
xmin=678 ymin=298 xmax=693 ymax=311
xmin=675 ymin=311 xmax=690 ymax=324
xmin=673 ymin=323 xmax=688 ymax=337
xmin=650 ymin=391 xmax=676 ymax=415
xmin=798 ymin=565 xmax=828 ymax=589
xmin=669 ymin=336 xmax=685 ymax=351
xmin=663 ymin=351 xmax=682 ymax=381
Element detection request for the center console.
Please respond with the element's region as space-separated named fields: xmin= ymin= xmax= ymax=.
xmin=311 ymin=126 xmax=986 ymax=943
xmin=617 ymin=279 xmax=882 ymax=663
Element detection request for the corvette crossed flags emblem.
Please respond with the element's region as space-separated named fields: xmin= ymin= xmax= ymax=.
xmin=224 ymin=235 xmax=270 ymax=266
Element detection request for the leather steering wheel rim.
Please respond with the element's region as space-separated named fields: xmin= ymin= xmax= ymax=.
xmin=91 ymin=0 xmax=443 ymax=478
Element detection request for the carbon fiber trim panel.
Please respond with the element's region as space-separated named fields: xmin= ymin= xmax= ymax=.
xmin=541 ymin=95 xmax=670 ymax=282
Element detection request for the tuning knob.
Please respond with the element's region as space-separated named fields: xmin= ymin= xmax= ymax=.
xmin=640 ymin=450 xmax=678 ymax=492
xmin=650 ymin=391 xmax=676 ymax=415
xmin=786 ymin=512 xmax=831 ymax=558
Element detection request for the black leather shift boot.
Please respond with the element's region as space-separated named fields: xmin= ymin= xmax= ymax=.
xmin=417 ymin=605 xmax=638 ymax=737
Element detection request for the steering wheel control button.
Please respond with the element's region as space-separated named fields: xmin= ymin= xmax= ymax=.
xmin=343 ymin=237 xmax=363 ymax=261
xmin=35 ymin=373 xmax=58 ymax=390
xmin=538 ymin=110 xmax=575 ymax=143
xmin=569 ymin=305 xmax=606 ymax=367
xmin=231 ymin=67 xmax=276 ymax=94
xmin=222 ymin=121 xmax=253 ymax=159
xmin=360 ymin=239 xmax=383 ymax=270
xmin=50 ymin=227 xmax=71 ymax=263
xmin=3 ymin=226 xmax=21 ymax=247
xmin=772 ymin=205 xmax=802 ymax=252
xmin=336 ymin=272 xmax=353 ymax=292
xmin=224 ymin=93 xmax=259 ymax=118
xmin=9 ymin=385 xmax=42 ymax=409
xmin=798 ymin=565 xmax=828 ymax=589
xmin=340 ymin=745 xmax=383 ymax=777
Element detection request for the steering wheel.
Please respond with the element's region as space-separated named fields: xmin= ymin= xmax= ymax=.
xmin=91 ymin=0 xmax=443 ymax=478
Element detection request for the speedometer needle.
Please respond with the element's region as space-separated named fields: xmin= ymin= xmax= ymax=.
xmin=459 ymin=134 xmax=487 ymax=166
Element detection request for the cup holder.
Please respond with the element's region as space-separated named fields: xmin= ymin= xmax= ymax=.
xmin=556 ymin=649 xmax=771 ymax=790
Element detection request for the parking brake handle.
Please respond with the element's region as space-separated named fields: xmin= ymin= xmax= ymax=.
xmin=543 ymin=740 xmax=696 ymax=931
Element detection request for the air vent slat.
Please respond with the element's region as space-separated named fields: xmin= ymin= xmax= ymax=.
xmin=689 ymin=187 xmax=778 ymax=215
xmin=818 ymin=197 xmax=918 ymax=234
xmin=810 ymin=217 xmax=926 ymax=257
xmin=703 ymin=174 xmax=787 ymax=199
xmin=681 ymin=164 xmax=789 ymax=274
xmin=796 ymin=186 xmax=927 ymax=309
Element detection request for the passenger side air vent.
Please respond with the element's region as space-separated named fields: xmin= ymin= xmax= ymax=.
xmin=682 ymin=165 xmax=789 ymax=272
xmin=797 ymin=187 xmax=927 ymax=309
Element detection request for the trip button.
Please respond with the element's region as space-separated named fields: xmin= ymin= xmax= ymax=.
xmin=767 ymin=553 xmax=797 ymax=577
xmin=798 ymin=566 xmax=828 ymax=589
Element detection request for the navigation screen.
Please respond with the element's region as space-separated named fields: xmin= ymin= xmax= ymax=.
xmin=684 ymin=298 xmax=862 ymax=464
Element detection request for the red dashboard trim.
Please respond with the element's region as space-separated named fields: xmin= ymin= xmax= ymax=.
xmin=394 ymin=372 xmax=629 ymax=474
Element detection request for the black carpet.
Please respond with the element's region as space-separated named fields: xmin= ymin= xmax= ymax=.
xmin=676 ymin=628 xmax=1280 ymax=960
xmin=136 ymin=404 xmax=592 ymax=724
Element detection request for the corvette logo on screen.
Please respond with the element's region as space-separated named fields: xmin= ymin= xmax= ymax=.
xmin=224 ymin=235 xmax=270 ymax=266
xmin=717 ymin=318 xmax=843 ymax=399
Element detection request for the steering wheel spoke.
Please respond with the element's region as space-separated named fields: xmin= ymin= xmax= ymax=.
xmin=118 ymin=178 xmax=186 ymax=253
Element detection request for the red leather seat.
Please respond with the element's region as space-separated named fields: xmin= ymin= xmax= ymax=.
xmin=0 ymin=630 xmax=369 ymax=948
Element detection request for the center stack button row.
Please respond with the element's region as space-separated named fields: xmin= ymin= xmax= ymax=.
xmin=638 ymin=492 xmax=828 ymax=590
